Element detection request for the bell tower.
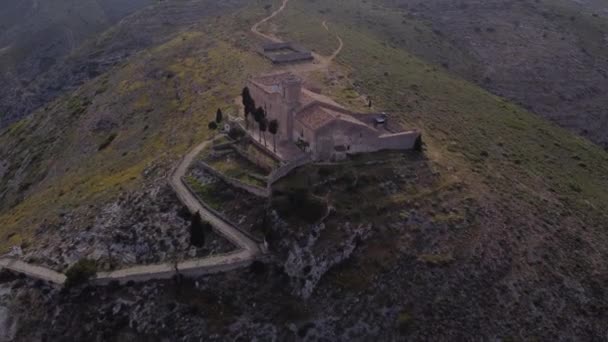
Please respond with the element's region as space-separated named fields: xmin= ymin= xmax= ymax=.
xmin=281 ymin=74 xmax=302 ymax=142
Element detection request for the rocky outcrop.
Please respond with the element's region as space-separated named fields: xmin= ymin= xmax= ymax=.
xmin=0 ymin=283 xmax=17 ymax=342
xmin=0 ymin=160 xmax=7 ymax=180
xmin=0 ymin=0 xmax=247 ymax=129
xmin=283 ymin=223 xmax=372 ymax=299
xmin=22 ymin=182 xmax=234 ymax=272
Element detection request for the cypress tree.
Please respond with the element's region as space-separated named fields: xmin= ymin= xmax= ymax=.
xmin=190 ymin=212 xmax=206 ymax=247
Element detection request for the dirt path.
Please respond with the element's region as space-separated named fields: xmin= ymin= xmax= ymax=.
xmin=0 ymin=258 xmax=66 ymax=284
xmin=169 ymin=140 xmax=261 ymax=254
xmin=322 ymin=20 xmax=344 ymax=63
xmin=250 ymin=0 xmax=343 ymax=74
xmin=251 ymin=0 xmax=289 ymax=43
xmin=0 ymin=140 xmax=263 ymax=285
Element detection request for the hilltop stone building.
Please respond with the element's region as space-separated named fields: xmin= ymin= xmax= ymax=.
xmin=246 ymin=72 xmax=421 ymax=161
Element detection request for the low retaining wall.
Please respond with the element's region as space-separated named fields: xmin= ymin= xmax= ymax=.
xmin=269 ymin=52 xmax=314 ymax=64
xmin=212 ymin=140 xmax=238 ymax=151
xmin=260 ymin=42 xmax=314 ymax=64
xmin=0 ymin=258 xmax=66 ymax=285
xmin=375 ymin=131 xmax=421 ymax=151
xmin=241 ymin=132 xmax=283 ymax=163
xmin=268 ymin=154 xmax=313 ymax=185
xmin=181 ymin=177 xmax=264 ymax=243
xmin=94 ymin=263 xmax=176 ymax=285
xmin=232 ymin=144 xmax=274 ymax=173
xmin=198 ymin=161 xmax=270 ymax=198
xmin=93 ymin=250 xmax=254 ymax=285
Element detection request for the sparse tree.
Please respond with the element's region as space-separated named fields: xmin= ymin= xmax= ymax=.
xmin=269 ymin=119 xmax=279 ymax=152
xmin=190 ymin=212 xmax=206 ymax=247
xmin=259 ymin=118 xmax=268 ymax=147
xmin=254 ymin=107 xmax=266 ymax=141
xmin=65 ymin=259 xmax=97 ymax=288
xmin=216 ymin=108 xmax=223 ymax=124
xmin=413 ymin=135 xmax=423 ymax=152
xmin=245 ymin=99 xmax=256 ymax=130
xmin=242 ymin=87 xmax=254 ymax=130
xmin=208 ymin=121 xmax=218 ymax=138
xmin=241 ymin=87 xmax=252 ymax=107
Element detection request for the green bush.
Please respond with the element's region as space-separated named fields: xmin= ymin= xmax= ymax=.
xmin=65 ymin=259 xmax=97 ymax=287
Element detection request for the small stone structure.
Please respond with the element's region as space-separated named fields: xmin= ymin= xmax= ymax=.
xmin=246 ymin=72 xmax=421 ymax=162
xmin=260 ymin=42 xmax=314 ymax=64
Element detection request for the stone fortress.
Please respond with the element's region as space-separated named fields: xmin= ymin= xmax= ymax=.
xmin=246 ymin=72 xmax=421 ymax=161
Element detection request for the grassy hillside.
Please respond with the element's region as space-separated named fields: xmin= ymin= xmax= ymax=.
xmin=0 ymin=0 xmax=252 ymax=129
xmin=0 ymin=4 xmax=273 ymax=251
xmin=273 ymin=0 xmax=608 ymax=224
xmin=2 ymin=0 xmax=608 ymax=339
xmin=283 ymin=0 xmax=608 ymax=148
xmin=253 ymin=0 xmax=608 ymax=338
xmin=0 ymin=0 xmax=154 ymax=73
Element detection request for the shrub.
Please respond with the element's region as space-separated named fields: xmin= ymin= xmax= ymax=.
xmin=190 ymin=212 xmax=211 ymax=247
xmin=216 ymin=108 xmax=223 ymax=124
xmin=65 ymin=259 xmax=97 ymax=287
xmin=228 ymin=126 xmax=246 ymax=140
xmin=98 ymin=133 xmax=117 ymax=151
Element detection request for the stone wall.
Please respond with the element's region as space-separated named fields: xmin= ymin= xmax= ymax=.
xmin=181 ymin=177 xmax=262 ymax=243
xmin=93 ymin=250 xmax=254 ymax=285
xmin=245 ymin=130 xmax=285 ymax=162
xmin=198 ymin=160 xmax=270 ymax=198
xmin=268 ymin=153 xmax=312 ymax=186
xmin=232 ymin=141 xmax=276 ymax=173
xmin=259 ymin=42 xmax=314 ymax=64
xmin=268 ymin=52 xmax=314 ymax=64
xmin=375 ymin=131 xmax=421 ymax=151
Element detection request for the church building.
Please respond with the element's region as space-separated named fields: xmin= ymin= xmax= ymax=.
xmin=246 ymin=72 xmax=421 ymax=161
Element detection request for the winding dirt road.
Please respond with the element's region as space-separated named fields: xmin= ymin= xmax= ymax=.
xmin=0 ymin=140 xmax=262 ymax=285
xmin=169 ymin=140 xmax=261 ymax=254
xmin=0 ymin=258 xmax=66 ymax=284
xmin=251 ymin=0 xmax=289 ymax=43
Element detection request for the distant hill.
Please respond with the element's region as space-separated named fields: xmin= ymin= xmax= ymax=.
xmin=370 ymin=0 xmax=608 ymax=149
xmin=0 ymin=0 xmax=155 ymax=126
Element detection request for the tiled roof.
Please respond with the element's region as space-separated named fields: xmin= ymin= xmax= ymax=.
xmin=296 ymin=104 xmax=336 ymax=130
xmin=296 ymin=102 xmax=383 ymax=134
xmin=250 ymin=73 xmax=386 ymax=134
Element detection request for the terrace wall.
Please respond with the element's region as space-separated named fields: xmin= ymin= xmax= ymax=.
xmin=198 ymin=160 xmax=270 ymax=198
xmin=181 ymin=177 xmax=263 ymax=243
xmin=268 ymin=153 xmax=313 ymax=185
xmin=231 ymin=143 xmax=276 ymax=173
